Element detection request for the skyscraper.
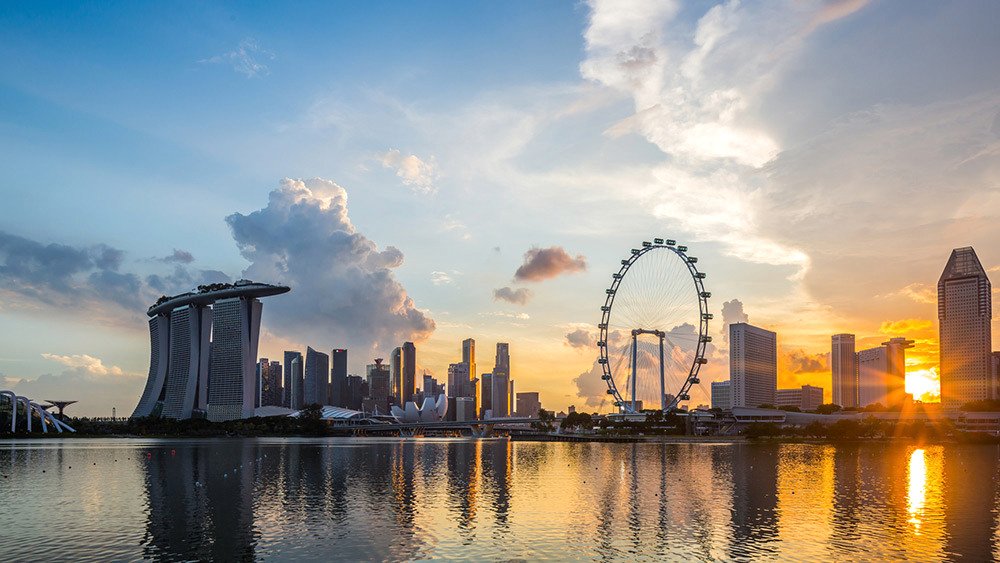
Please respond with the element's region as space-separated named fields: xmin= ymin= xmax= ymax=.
xmin=133 ymin=281 xmax=288 ymax=422
xmin=207 ymin=296 xmax=262 ymax=422
xmin=366 ymin=359 xmax=391 ymax=413
xmin=939 ymin=247 xmax=993 ymax=409
xmin=515 ymin=392 xmax=541 ymax=418
xmin=283 ymin=351 xmax=302 ymax=408
xmin=390 ymin=347 xmax=402 ymax=402
xmin=290 ymin=354 xmax=304 ymax=409
xmin=480 ymin=373 xmax=492 ymax=417
xmin=730 ymin=323 xmax=777 ymax=408
xmin=462 ymin=339 xmax=476 ymax=386
xmin=162 ymin=305 xmax=212 ymax=419
xmin=304 ymin=347 xmax=329 ymax=406
xmin=402 ymin=342 xmax=416 ymax=404
xmin=831 ymin=334 xmax=858 ymax=408
xmin=331 ymin=349 xmax=347 ymax=407
xmin=448 ymin=362 xmax=469 ymax=400
xmin=858 ymin=339 xmax=914 ymax=409
xmin=494 ymin=342 xmax=510 ymax=376
xmin=491 ymin=342 xmax=511 ymax=417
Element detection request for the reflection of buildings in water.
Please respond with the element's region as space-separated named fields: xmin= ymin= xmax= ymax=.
xmin=830 ymin=444 xmax=861 ymax=548
xmin=389 ymin=441 xmax=420 ymax=544
xmin=446 ymin=441 xmax=481 ymax=532
xmin=142 ymin=442 xmax=255 ymax=561
xmin=482 ymin=440 xmax=513 ymax=531
xmin=942 ymin=446 xmax=997 ymax=560
xmin=729 ymin=443 xmax=779 ymax=559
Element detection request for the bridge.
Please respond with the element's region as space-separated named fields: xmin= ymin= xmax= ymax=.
xmin=344 ymin=417 xmax=542 ymax=438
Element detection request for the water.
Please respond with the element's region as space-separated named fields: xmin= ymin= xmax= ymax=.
xmin=1 ymin=438 xmax=999 ymax=561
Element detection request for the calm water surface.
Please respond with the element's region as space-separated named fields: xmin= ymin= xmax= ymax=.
xmin=1 ymin=438 xmax=999 ymax=561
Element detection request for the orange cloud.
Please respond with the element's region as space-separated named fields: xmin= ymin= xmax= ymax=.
xmin=879 ymin=318 xmax=933 ymax=335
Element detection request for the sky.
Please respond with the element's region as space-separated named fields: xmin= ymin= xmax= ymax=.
xmin=1 ymin=0 xmax=999 ymax=417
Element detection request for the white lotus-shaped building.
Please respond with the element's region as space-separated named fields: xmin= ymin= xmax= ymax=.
xmin=391 ymin=394 xmax=448 ymax=423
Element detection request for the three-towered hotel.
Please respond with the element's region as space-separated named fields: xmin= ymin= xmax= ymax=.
xmin=131 ymin=280 xmax=289 ymax=421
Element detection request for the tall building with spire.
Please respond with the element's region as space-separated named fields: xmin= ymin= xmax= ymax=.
xmin=938 ymin=247 xmax=993 ymax=409
xmin=831 ymin=334 xmax=858 ymax=408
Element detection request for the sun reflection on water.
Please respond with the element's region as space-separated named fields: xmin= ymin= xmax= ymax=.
xmin=907 ymin=448 xmax=926 ymax=534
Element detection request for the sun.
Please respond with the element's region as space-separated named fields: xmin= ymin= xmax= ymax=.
xmin=905 ymin=368 xmax=940 ymax=402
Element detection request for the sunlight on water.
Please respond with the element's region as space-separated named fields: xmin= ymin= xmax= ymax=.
xmin=908 ymin=448 xmax=926 ymax=534
xmin=0 ymin=439 xmax=997 ymax=561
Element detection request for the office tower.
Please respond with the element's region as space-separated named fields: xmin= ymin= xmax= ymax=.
xmin=494 ymin=342 xmax=510 ymax=376
xmin=831 ymin=334 xmax=858 ymax=408
xmin=133 ymin=281 xmax=288 ymax=421
xmin=455 ymin=397 xmax=476 ymax=421
xmin=283 ymin=351 xmax=302 ymax=408
xmin=304 ymin=347 xmax=329 ymax=406
xmin=402 ymin=342 xmax=416 ymax=404
xmin=330 ymin=348 xmax=347 ymax=406
xmin=515 ymin=392 xmax=541 ymax=418
xmin=366 ymin=358 xmax=391 ymax=413
xmin=448 ymin=362 xmax=470 ymax=398
xmin=491 ymin=371 xmax=511 ymax=417
xmin=711 ymin=380 xmax=731 ymax=410
xmin=993 ymin=352 xmax=1000 ymax=400
xmin=775 ymin=385 xmax=824 ymax=411
xmin=730 ymin=323 xmax=777 ymax=408
xmin=939 ymin=247 xmax=993 ymax=408
xmin=390 ymin=347 xmax=402 ymax=401
xmin=265 ymin=360 xmax=282 ymax=406
xmin=345 ymin=375 xmax=368 ymax=410
xmin=423 ymin=374 xmax=440 ymax=398
xmin=857 ymin=338 xmax=914 ymax=407
xmin=290 ymin=355 xmax=304 ymax=409
xmin=256 ymin=358 xmax=268 ymax=408
xmin=161 ymin=305 xmax=212 ymax=419
xmin=480 ymin=373 xmax=492 ymax=417
xmin=462 ymin=338 xmax=476 ymax=389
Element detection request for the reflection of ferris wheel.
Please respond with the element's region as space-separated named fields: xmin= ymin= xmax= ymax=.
xmin=599 ymin=239 xmax=711 ymax=413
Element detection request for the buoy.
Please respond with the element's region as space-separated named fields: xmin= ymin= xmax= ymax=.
xmin=171 ymin=449 xmax=176 ymax=456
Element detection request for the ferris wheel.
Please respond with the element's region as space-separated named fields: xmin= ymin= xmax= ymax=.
xmin=598 ymin=239 xmax=711 ymax=413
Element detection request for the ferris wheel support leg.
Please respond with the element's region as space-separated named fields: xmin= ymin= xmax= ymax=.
xmin=631 ymin=333 xmax=638 ymax=413
xmin=659 ymin=335 xmax=666 ymax=412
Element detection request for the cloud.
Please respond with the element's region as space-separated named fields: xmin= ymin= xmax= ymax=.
xmin=720 ymin=298 xmax=749 ymax=342
xmin=225 ymin=178 xmax=435 ymax=355
xmin=493 ymin=286 xmax=533 ymax=305
xmin=513 ymin=246 xmax=587 ymax=282
xmin=480 ymin=311 xmax=531 ymax=320
xmin=6 ymin=354 xmax=145 ymax=417
xmin=565 ymin=328 xmax=595 ymax=349
xmin=379 ymin=149 xmax=439 ymax=194
xmin=41 ymin=353 xmax=127 ymax=376
xmin=200 ymin=38 xmax=274 ymax=78
xmin=879 ymin=318 xmax=934 ymax=336
xmin=430 ymin=271 xmax=455 ymax=285
xmin=783 ymin=349 xmax=828 ymax=374
xmin=441 ymin=215 xmax=472 ymax=240
xmin=883 ymin=282 xmax=937 ymax=305
xmin=159 ymin=249 xmax=194 ymax=264
xmin=573 ymin=359 xmax=607 ymax=407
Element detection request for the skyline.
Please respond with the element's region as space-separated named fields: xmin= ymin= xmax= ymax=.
xmin=2 ymin=1 xmax=1000 ymax=416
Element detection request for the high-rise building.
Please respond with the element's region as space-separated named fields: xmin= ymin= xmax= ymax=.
xmin=283 ymin=351 xmax=302 ymax=408
xmin=494 ymin=342 xmax=510 ymax=376
xmin=463 ymin=339 xmax=476 ymax=387
xmin=480 ymin=373 xmax=492 ymax=416
xmin=207 ymin=296 xmax=263 ymax=422
xmin=366 ymin=358 xmax=391 ymax=414
xmin=402 ymin=342 xmax=416 ymax=404
xmin=454 ymin=397 xmax=476 ymax=421
xmin=390 ymin=347 xmax=402 ymax=402
xmin=345 ymin=374 xmax=368 ymax=410
xmin=289 ymin=355 xmax=304 ymax=409
xmin=492 ymin=371 xmax=511 ymax=417
xmin=448 ymin=362 xmax=470 ymax=398
xmin=831 ymin=333 xmax=858 ymax=408
xmin=858 ymin=338 xmax=915 ymax=407
xmin=993 ymin=352 xmax=1000 ymax=400
xmin=256 ymin=357 xmax=268 ymax=408
xmin=939 ymin=247 xmax=993 ymax=409
xmin=256 ymin=358 xmax=282 ymax=407
xmin=711 ymin=380 xmax=731 ymax=410
xmin=132 ymin=281 xmax=288 ymax=422
xmin=304 ymin=347 xmax=329 ymax=406
xmin=331 ymin=349 xmax=347 ymax=406
xmin=515 ymin=392 xmax=541 ymax=418
xmin=730 ymin=323 xmax=777 ymax=408
xmin=775 ymin=385 xmax=824 ymax=411
xmin=161 ymin=305 xmax=213 ymax=419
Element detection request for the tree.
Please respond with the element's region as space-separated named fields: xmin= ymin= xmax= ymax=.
xmin=815 ymin=403 xmax=842 ymax=415
xmin=757 ymin=403 xmax=777 ymax=409
xmin=778 ymin=405 xmax=801 ymax=412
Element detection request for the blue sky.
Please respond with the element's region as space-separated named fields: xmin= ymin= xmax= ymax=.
xmin=2 ymin=1 xmax=999 ymax=415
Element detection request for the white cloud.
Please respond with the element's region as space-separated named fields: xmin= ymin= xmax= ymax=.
xmin=431 ymin=271 xmax=455 ymax=285
xmin=379 ymin=149 xmax=439 ymax=194
xmin=199 ymin=38 xmax=274 ymax=78
xmin=41 ymin=353 xmax=127 ymax=376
